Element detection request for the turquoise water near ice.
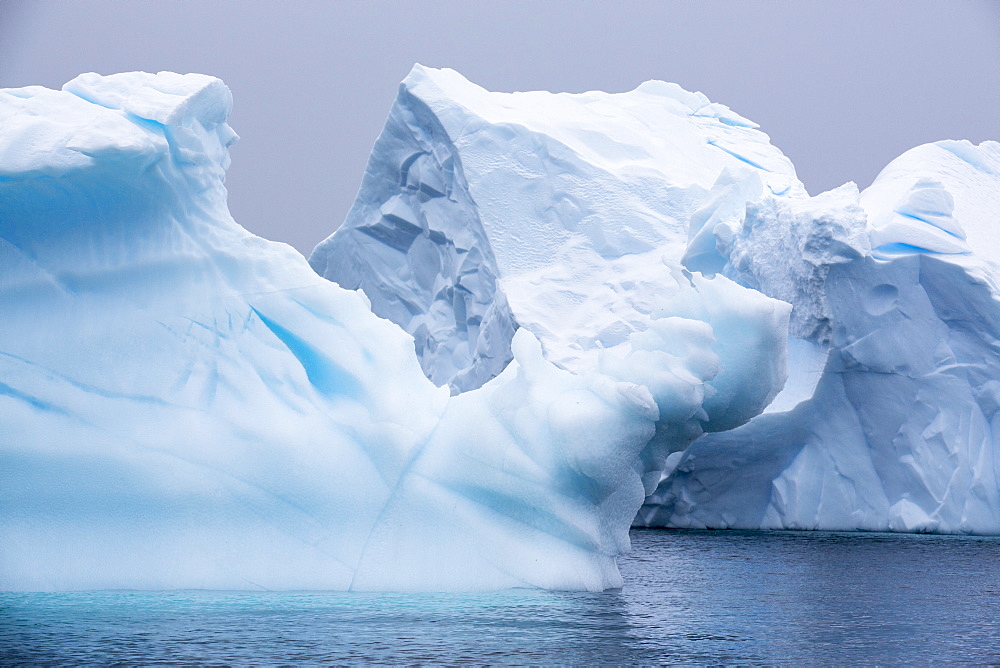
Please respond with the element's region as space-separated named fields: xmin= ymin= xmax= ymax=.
xmin=3 ymin=529 xmax=1000 ymax=664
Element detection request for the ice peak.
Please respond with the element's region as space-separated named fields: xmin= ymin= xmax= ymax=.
xmin=0 ymin=72 xmax=237 ymax=190
xmin=64 ymin=71 xmax=234 ymax=129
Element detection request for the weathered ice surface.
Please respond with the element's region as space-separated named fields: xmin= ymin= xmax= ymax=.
xmin=0 ymin=72 xmax=773 ymax=591
xmin=646 ymin=141 xmax=1000 ymax=534
xmin=309 ymin=83 xmax=517 ymax=393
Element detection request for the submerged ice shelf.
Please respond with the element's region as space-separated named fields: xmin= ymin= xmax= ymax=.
xmin=315 ymin=65 xmax=1000 ymax=536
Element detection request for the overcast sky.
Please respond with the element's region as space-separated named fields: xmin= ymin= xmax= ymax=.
xmin=1 ymin=0 xmax=997 ymax=256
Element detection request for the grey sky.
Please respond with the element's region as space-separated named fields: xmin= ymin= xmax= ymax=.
xmin=1 ymin=0 xmax=997 ymax=256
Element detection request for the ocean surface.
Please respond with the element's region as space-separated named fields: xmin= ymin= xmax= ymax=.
xmin=3 ymin=529 xmax=1000 ymax=664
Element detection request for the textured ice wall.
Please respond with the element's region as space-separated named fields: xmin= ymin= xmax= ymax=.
xmin=312 ymin=65 xmax=799 ymax=397
xmin=646 ymin=141 xmax=1000 ymax=533
xmin=0 ymin=72 xmax=745 ymax=591
xmin=309 ymin=84 xmax=516 ymax=393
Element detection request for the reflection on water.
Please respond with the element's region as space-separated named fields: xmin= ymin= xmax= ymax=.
xmin=3 ymin=529 xmax=1000 ymax=664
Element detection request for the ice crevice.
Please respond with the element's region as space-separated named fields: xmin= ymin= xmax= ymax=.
xmin=250 ymin=306 xmax=365 ymax=401
xmin=706 ymin=139 xmax=772 ymax=172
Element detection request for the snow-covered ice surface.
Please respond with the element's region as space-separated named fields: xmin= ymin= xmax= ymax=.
xmin=0 ymin=72 xmax=767 ymax=591
xmin=316 ymin=66 xmax=1000 ymax=536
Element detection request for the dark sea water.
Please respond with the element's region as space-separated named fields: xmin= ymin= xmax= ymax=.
xmin=3 ymin=529 xmax=1000 ymax=665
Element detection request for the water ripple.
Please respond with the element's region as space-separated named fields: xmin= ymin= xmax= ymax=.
xmin=3 ymin=529 xmax=1000 ymax=664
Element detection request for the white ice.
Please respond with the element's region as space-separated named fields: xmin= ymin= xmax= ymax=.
xmin=7 ymin=65 xmax=996 ymax=600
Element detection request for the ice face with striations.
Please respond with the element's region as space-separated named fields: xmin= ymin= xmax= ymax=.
xmin=645 ymin=140 xmax=1000 ymax=533
xmin=0 ymin=71 xmax=780 ymax=591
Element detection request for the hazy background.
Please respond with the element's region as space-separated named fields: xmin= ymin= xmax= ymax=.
xmin=1 ymin=0 xmax=997 ymax=256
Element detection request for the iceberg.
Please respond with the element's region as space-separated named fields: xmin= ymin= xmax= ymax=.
xmin=1 ymin=68 xmax=799 ymax=591
xmin=311 ymin=65 xmax=793 ymax=484
xmin=310 ymin=65 xmax=797 ymax=400
xmin=650 ymin=140 xmax=1000 ymax=533
xmin=316 ymin=66 xmax=1000 ymax=536
xmin=0 ymin=71 xmax=756 ymax=591
xmin=8 ymin=64 xmax=995 ymax=599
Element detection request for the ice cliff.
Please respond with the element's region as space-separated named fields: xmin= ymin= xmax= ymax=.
xmin=315 ymin=66 xmax=1000 ymax=535
xmin=0 ymin=72 xmax=786 ymax=592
